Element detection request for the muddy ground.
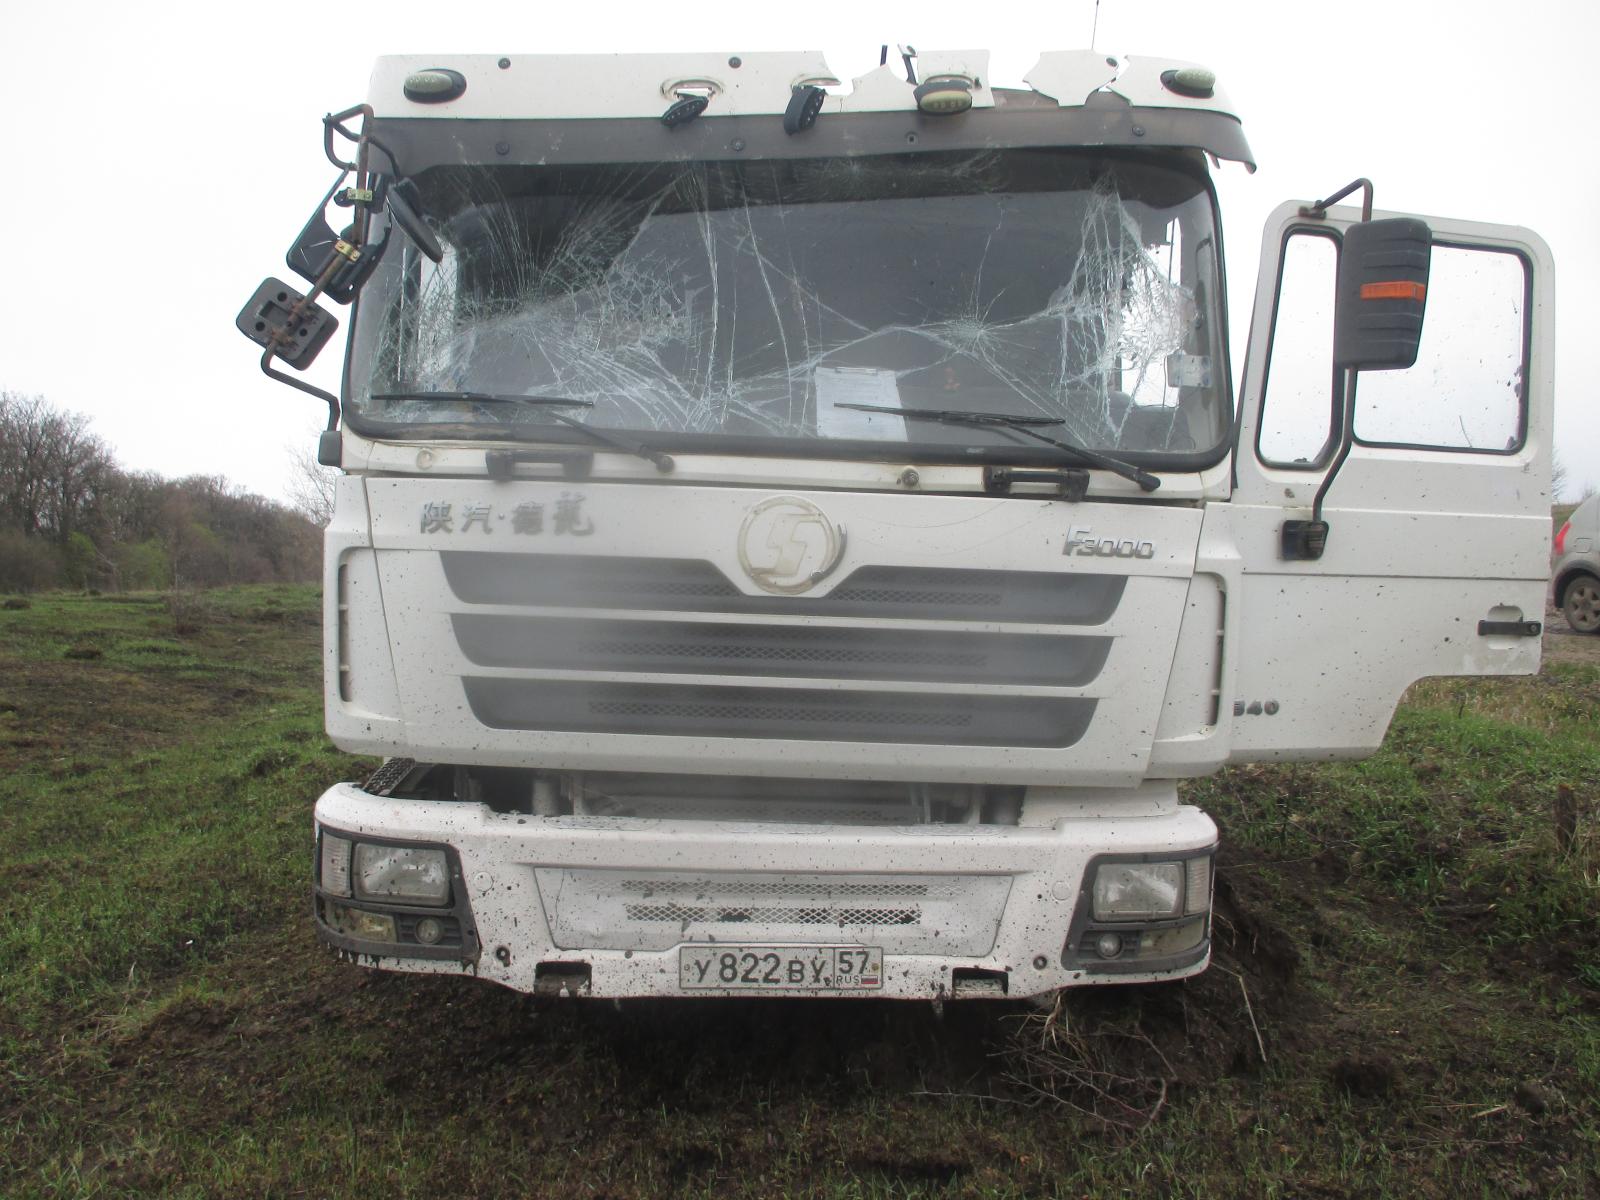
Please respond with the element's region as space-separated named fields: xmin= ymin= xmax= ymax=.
xmin=2 ymin=588 xmax=1596 ymax=1198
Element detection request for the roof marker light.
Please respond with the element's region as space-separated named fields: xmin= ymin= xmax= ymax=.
xmin=1160 ymin=67 xmax=1216 ymax=99
xmin=403 ymin=68 xmax=467 ymax=104
xmin=914 ymin=75 xmax=974 ymax=116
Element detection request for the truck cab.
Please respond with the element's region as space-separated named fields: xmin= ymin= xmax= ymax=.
xmin=246 ymin=49 xmax=1553 ymax=1000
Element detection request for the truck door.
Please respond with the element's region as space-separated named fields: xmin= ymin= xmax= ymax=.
xmin=1225 ymin=200 xmax=1554 ymax=760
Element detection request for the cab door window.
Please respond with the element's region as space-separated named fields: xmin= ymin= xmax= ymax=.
xmin=1256 ymin=230 xmax=1339 ymax=468
xmin=1353 ymin=245 xmax=1529 ymax=453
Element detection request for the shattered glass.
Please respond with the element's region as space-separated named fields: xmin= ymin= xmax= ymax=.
xmin=347 ymin=151 xmax=1226 ymax=459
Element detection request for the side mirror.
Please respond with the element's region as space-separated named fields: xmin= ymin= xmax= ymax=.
xmin=284 ymin=174 xmax=444 ymax=304
xmin=286 ymin=177 xmax=388 ymax=304
xmin=1332 ymin=217 xmax=1431 ymax=371
xmin=236 ymin=277 xmax=338 ymax=369
xmin=387 ymin=178 xmax=444 ymax=264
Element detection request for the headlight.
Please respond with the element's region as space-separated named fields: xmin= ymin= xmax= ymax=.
xmin=353 ymin=844 xmax=451 ymax=906
xmin=1092 ymin=861 xmax=1184 ymax=921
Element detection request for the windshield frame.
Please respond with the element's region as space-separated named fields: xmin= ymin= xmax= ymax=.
xmin=340 ymin=145 xmax=1235 ymax=474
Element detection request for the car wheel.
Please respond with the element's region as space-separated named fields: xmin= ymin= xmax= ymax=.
xmin=1563 ymin=572 xmax=1600 ymax=634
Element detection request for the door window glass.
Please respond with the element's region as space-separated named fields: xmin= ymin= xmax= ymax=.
xmin=1354 ymin=245 xmax=1527 ymax=452
xmin=1257 ymin=231 xmax=1339 ymax=467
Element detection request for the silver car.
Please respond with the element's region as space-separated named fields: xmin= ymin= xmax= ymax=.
xmin=1553 ymin=493 xmax=1600 ymax=634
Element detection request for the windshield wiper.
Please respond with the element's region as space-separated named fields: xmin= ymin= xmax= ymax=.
xmin=541 ymin=411 xmax=674 ymax=473
xmin=370 ymin=390 xmax=594 ymax=408
xmin=835 ymin=403 xmax=1161 ymax=492
xmin=370 ymin=390 xmax=673 ymax=472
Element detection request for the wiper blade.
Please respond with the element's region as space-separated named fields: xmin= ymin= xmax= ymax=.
xmin=835 ymin=403 xmax=1161 ymax=492
xmin=838 ymin=403 xmax=1064 ymax=428
xmin=370 ymin=390 xmax=593 ymax=408
xmin=542 ymin=411 xmax=675 ymax=474
xmin=372 ymin=390 xmax=672 ymax=473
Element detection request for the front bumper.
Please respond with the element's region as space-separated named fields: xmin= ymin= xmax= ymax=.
xmin=313 ymin=781 xmax=1216 ymax=1000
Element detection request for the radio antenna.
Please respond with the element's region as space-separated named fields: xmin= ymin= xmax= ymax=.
xmin=1091 ymin=0 xmax=1103 ymax=50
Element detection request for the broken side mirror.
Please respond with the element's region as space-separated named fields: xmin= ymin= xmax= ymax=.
xmin=235 ymin=278 xmax=339 ymax=369
xmin=1332 ymin=218 xmax=1431 ymax=371
xmin=286 ymin=177 xmax=388 ymax=303
xmin=284 ymin=174 xmax=443 ymax=304
xmin=387 ymin=177 xmax=444 ymax=264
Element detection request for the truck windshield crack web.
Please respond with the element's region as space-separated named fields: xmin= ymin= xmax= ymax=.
xmin=347 ymin=152 xmax=1222 ymax=460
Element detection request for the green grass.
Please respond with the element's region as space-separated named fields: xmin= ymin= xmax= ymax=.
xmin=2 ymin=588 xmax=1597 ymax=1198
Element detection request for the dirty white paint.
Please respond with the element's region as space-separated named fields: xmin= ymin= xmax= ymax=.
xmin=309 ymin=48 xmax=1554 ymax=1001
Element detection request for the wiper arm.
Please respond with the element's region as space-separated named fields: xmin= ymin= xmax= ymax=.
xmin=835 ymin=403 xmax=1161 ymax=492
xmin=371 ymin=390 xmax=673 ymax=473
xmin=370 ymin=390 xmax=594 ymax=408
xmin=541 ymin=411 xmax=674 ymax=473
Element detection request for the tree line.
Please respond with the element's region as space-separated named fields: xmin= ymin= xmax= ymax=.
xmin=0 ymin=391 xmax=319 ymax=592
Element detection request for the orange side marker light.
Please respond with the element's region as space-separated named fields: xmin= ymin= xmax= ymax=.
xmin=1359 ymin=281 xmax=1427 ymax=302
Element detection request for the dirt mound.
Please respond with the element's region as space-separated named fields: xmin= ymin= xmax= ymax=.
xmin=993 ymin=855 xmax=1315 ymax=1132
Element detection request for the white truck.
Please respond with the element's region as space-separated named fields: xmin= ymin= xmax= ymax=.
xmin=238 ymin=48 xmax=1553 ymax=1001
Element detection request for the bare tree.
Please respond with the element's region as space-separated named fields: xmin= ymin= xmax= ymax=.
xmin=0 ymin=391 xmax=113 ymax=541
xmin=1552 ymin=451 xmax=1570 ymax=502
xmin=0 ymin=391 xmax=322 ymax=590
xmin=285 ymin=440 xmax=337 ymax=528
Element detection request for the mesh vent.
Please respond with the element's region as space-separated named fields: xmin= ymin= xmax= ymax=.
xmin=361 ymin=757 xmax=416 ymax=796
xmin=593 ymin=798 xmax=920 ymax=826
xmin=454 ymin=614 xmax=1109 ymax=686
xmin=580 ymin=639 xmax=985 ymax=669
xmin=622 ymin=879 xmax=928 ymax=898
xmin=624 ymin=903 xmax=920 ymax=925
xmin=830 ymin=587 xmax=1001 ymax=608
xmin=588 ymin=697 xmax=970 ymax=728
xmin=465 ymin=678 xmax=1095 ymax=746
xmin=538 ymin=869 xmax=1013 ymax=955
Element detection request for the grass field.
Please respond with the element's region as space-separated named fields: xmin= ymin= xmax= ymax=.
xmin=2 ymin=586 xmax=1597 ymax=1198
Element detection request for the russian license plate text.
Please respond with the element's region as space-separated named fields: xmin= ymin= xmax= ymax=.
xmin=678 ymin=945 xmax=882 ymax=991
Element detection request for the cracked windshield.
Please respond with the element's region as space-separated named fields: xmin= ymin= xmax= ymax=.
xmin=347 ymin=151 xmax=1226 ymax=460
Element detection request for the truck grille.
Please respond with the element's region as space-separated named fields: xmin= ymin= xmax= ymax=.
xmin=464 ymin=679 xmax=1093 ymax=746
xmin=443 ymin=552 xmax=1113 ymax=747
xmin=442 ymin=553 xmax=1124 ymax=623
xmin=453 ymin=614 xmax=1110 ymax=685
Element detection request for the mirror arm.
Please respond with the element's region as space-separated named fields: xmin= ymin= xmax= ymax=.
xmin=1312 ymin=369 xmax=1358 ymax=524
xmin=258 ymin=247 xmax=350 ymax=430
xmin=1299 ymin=178 xmax=1373 ymax=222
xmin=245 ymin=105 xmax=420 ymax=428
xmin=259 ymin=346 xmax=339 ymax=432
xmin=322 ymin=103 xmax=373 ymax=172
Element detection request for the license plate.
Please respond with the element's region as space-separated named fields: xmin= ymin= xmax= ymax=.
xmin=678 ymin=945 xmax=882 ymax=991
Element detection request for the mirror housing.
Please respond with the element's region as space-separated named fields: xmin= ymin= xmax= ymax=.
xmin=235 ymin=277 xmax=338 ymax=369
xmin=286 ymin=178 xmax=387 ymax=304
xmin=1332 ymin=218 xmax=1431 ymax=371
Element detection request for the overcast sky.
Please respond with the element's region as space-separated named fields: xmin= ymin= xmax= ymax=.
xmin=2 ymin=0 xmax=1594 ymax=501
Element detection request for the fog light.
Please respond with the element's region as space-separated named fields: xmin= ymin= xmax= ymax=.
xmin=1095 ymin=931 xmax=1124 ymax=959
xmin=329 ymin=903 xmax=396 ymax=943
xmin=414 ymin=916 xmax=444 ymax=946
xmin=1140 ymin=917 xmax=1206 ymax=958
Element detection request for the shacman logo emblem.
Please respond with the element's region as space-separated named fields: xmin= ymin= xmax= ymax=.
xmin=737 ymin=496 xmax=847 ymax=595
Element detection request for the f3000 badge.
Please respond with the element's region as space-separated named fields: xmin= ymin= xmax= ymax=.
xmin=1063 ymin=526 xmax=1156 ymax=559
